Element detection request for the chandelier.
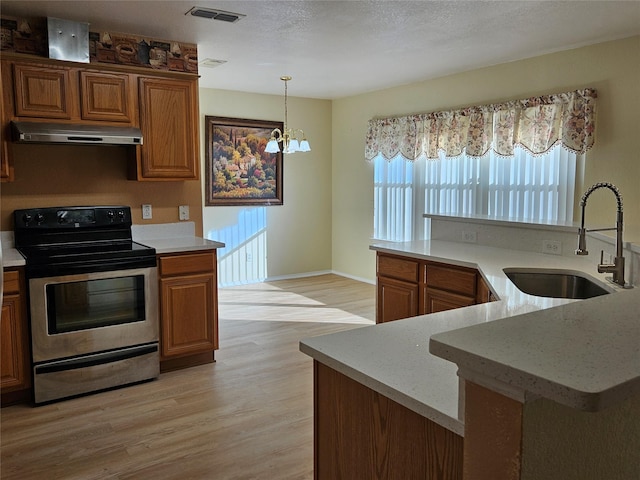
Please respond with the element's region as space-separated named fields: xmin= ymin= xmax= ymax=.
xmin=265 ymin=76 xmax=311 ymax=154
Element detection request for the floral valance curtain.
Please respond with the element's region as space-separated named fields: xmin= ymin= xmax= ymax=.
xmin=365 ymin=88 xmax=597 ymax=161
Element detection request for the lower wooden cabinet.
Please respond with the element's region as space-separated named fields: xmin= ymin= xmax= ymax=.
xmin=376 ymin=253 xmax=421 ymax=323
xmin=1 ymin=269 xmax=31 ymax=405
xmin=158 ymin=250 xmax=218 ymax=371
xmin=424 ymin=287 xmax=476 ymax=313
xmin=423 ymin=262 xmax=478 ymax=314
xmin=377 ymin=275 xmax=419 ymax=322
xmin=376 ymin=252 xmax=494 ymax=323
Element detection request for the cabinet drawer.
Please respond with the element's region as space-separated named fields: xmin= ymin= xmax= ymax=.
xmin=426 ymin=263 xmax=477 ymax=297
xmin=159 ymin=251 xmax=216 ymax=277
xmin=377 ymin=254 xmax=420 ymax=283
xmin=3 ymin=270 xmax=20 ymax=295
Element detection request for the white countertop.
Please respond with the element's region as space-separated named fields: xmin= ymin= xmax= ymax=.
xmin=300 ymin=240 xmax=637 ymax=436
xmin=1 ymin=231 xmax=26 ymax=268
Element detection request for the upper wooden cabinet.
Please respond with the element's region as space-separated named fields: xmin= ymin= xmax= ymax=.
xmin=1 ymin=75 xmax=13 ymax=182
xmin=133 ymin=76 xmax=199 ymax=180
xmin=12 ymin=62 xmax=74 ymax=119
xmin=79 ymin=70 xmax=136 ymax=123
xmin=1 ymin=55 xmax=200 ymax=182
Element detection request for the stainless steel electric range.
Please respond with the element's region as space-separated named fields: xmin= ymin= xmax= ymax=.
xmin=14 ymin=206 xmax=159 ymax=404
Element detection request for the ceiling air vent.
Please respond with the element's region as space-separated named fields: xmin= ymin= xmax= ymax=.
xmin=186 ymin=7 xmax=245 ymax=23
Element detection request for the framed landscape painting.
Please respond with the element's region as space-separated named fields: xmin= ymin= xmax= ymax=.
xmin=205 ymin=116 xmax=284 ymax=206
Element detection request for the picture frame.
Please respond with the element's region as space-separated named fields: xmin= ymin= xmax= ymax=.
xmin=205 ymin=116 xmax=284 ymax=206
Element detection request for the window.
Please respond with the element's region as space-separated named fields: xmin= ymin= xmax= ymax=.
xmin=368 ymin=88 xmax=596 ymax=242
xmin=373 ymin=146 xmax=580 ymax=242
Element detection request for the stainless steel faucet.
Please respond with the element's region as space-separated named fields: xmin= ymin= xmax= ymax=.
xmin=575 ymin=182 xmax=626 ymax=287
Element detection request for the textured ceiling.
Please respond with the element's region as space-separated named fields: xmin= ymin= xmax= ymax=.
xmin=2 ymin=1 xmax=640 ymax=99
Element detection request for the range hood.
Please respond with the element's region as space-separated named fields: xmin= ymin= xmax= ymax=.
xmin=11 ymin=121 xmax=143 ymax=146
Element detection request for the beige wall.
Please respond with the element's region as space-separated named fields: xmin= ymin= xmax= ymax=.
xmin=198 ymin=88 xmax=333 ymax=279
xmin=1 ymin=143 xmax=204 ymax=233
xmin=332 ymin=36 xmax=640 ymax=282
xmin=3 ymin=37 xmax=638 ymax=286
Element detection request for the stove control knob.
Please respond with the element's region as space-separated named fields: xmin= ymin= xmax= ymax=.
xmin=117 ymin=210 xmax=125 ymax=220
xmin=107 ymin=210 xmax=115 ymax=219
xmin=35 ymin=213 xmax=45 ymax=224
xmin=22 ymin=213 xmax=32 ymax=225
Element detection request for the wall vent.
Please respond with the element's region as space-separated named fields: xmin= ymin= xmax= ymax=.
xmin=186 ymin=7 xmax=245 ymax=23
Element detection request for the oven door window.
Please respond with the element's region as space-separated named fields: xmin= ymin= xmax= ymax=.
xmin=46 ymin=275 xmax=146 ymax=334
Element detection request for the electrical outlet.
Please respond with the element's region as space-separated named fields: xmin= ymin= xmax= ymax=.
xmin=179 ymin=205 xmax=190 ymax=221
xmin=246 ymin=252 xmax=253 ymax=262
xmin=462 ymin=231 xmax=477 ymax=243
xmin=142 ymin=204 xmax=152 ymax=220
xmin=542 ymin=239 xmax=562 ymax=255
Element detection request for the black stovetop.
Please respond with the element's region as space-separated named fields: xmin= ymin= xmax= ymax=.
xmin=14 ymin=206 xmax=156 ymax=278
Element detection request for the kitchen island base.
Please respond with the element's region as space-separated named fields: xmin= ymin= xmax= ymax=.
xmin=463 ymin=380 xmax=640 ymax=480
xmin=314 ymin=361 xmax=463 ymax=480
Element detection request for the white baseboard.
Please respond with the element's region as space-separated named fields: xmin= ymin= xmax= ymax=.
xmin=220 ymin=269 xmax=375 ymax=287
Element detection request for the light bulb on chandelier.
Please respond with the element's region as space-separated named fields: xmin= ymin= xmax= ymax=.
xmin=265 ymin=76 xmax=311 ymax=154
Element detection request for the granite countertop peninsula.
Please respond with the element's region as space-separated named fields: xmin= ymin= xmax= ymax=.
xmin=300 ymin=239 xmax=638 ymax=436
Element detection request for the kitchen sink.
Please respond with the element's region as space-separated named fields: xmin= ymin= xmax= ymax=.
xmin=503 ymin=268 xmax=613 ymax=299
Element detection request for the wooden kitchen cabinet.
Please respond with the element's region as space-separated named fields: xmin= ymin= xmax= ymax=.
xmin=1 ymin=269 xmax=31 ymax=405
xmin=424 ymin=288 xmax=476 ymax=313
xmin=477 ymin=274 xmax=496 ymax=303
xmin=1 ymin=54 xmax=200 ymax=182
xmin=376 ymin=252 xmax=494 ymax=323
xmin=8 ymin=60 xmax=137 ymax=125
xmin=133 ymin=76 xmax=199 ymax=180
xmin=11 ymin=61 xmax=74 ymax=119
xmin=376 ymin=254 xmax=421 ymax=323
xmin=1 ymin=73 xmax=13 ymax=182
xmin=423 ymin=262 xmax=477 ymax=314
xmin=158 ymin=250 xmax=218 ymax=372
xmin=79 ymin=70 xmax=137 ymax=123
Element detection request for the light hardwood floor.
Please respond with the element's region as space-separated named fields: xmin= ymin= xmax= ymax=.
xmin=1 ymin=274 xmax=375 ymax=480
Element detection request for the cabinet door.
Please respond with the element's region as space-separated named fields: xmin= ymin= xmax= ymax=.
xmin=377 ymin=276 xmax=419 ymax=323
xmin=1 ymin=271 xmax=30 ymax=393
xmin=477 ymin=275 xmax=495 ymax=304
xmin=1 ymin=72 xmax=13 ymax=182
xmin=424 ymin=287 xmax=475 ymax=314
xmin=80 ymin=71 xmax=136 ymax=123
xmin=160 ymin=273 xmax=217 ymax=359
xmin=12 ymin=62 xmax=74 ymax=119
xmin=137 ymin=76 xmax=199 ymax=180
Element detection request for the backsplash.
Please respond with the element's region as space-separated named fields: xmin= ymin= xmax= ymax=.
xmin=428 ymin=215 xmax=639 ymax=286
